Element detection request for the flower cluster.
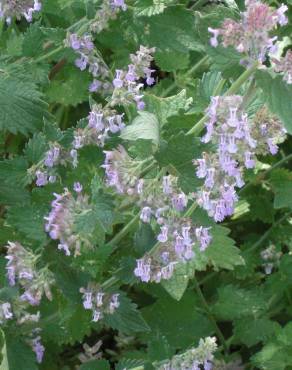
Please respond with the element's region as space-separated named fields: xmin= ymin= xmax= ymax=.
xmin=111 ymin=45 xmax=156 ymax=110
xmin=102 ymin=147 xmax=212 ymax=282
xmin=208 ymin=0 xmax=288 ymax=63
xmin=195 ymin=96 xmax=285 ymax=222
xmin=45 ymin=185 xmax=94 ymax=256
xmin=273 ymin=50 xmax=292 ymax=85
xmin=156 ymin=337 xmax=217 ymax=370
xmin=134 ymin=175 xmax=212 ymax=283
xmin=0 ymin=0 xmax=41 ymax=24
xmin=66 ymin=33 xmax=111 ymax=93
xmin=261 ymin=244 xmax=282 ymax=275
xmin=90 ymin=0 xmax=127 ymax=34
xmin=5 ymin=242 xmax=53 ymax=306
xmin=73 ymin=105 xmax=125 ymax=149
xmin=102 ymin=145 xmax=145 ymax=194
xmin=80 ymin=284 xmax=120 ymax=322
xmin=32 ymin=143 xmax=78 ymax=187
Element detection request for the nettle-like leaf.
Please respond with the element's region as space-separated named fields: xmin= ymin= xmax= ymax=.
xmin=256 ymin=70 xmax=292 ymax=134
xmin=120 ymin=111 xmax=160 ymax=146
xmin=233 ymin=317 xmax=281 ymax=348
xmin=45 ymin=65 xmax=92 ymax=106
xmin=103 ymin=292 xmax=150 ymax=335
xmin=0 ymin=76 xmax=48 ymax=135
xmin=1 ymin=332 xmax=38 ymax=370
xmin=134 ymin=6 xmax=204 ymax=53
xmin=79 ymin=360 xmax=110 ymax=370
xmin=145 ymin=90 xmax=193 ymax=126
xmin=141 ymin=292 xmax=213 ymax=349
xmin=155 ymin=50 xmax=190 ymax=72
xmin=252 ymin=322 xmax=292 ymax=370
xmin=212 ymin=285 xmax=268 ymax=321
xmin=269 ymin=169 xmax=292 ymax=209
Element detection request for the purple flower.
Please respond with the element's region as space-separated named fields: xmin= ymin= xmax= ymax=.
xmin=157 ymin=225 xmax=169 ymax=243
xmin=73 ymin=182 xmax=83 ymax=193
xmin=113 ymin=70 xmax=124 ymax=88
xmin=89 ymin=79 xmax=102 ymax=92
xmin=32 ymin=336 xmax=45 ymax=364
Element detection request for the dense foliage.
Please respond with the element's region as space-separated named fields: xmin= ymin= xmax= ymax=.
xmin=1 ymin=0 xmax=292 ymax=369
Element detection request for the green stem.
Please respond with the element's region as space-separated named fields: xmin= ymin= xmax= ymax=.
xmin=193 ymin=275 xmax=229 ymax=354
xmin=105 ymin=213 xmax=140 ymax=249
xmin=161 ymin=55 xmax=210 ymax=98
xmin=186 ymin=61 xmax=259 ymax=136
xmin=246 ymin=211 xmax=291 ymax=254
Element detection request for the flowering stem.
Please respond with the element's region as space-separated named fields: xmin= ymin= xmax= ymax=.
xmin=193 ymin=274 xmax=229 ymax=354
xmin=186 ymin=61 xmax=260 ymax=136
xmin=105 ymin=213 xmax=141 ymax=249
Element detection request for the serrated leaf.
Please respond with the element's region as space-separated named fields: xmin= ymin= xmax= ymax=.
xmin=134 ymin=7 xmax=204 ymax=52
xmin=46 ymin=65 xmax=91 ymax=106
xmin=256 ymin=70 xmax=292 ymax=134
xmin=103 ymin=293 xmax=150 ymax=334
xmin=142 ymin=292 xmax=213 ymax=348
xmin=24 ymin=133 xmax=48 ymax=163
xmin=0 ymin=76 xmax=48 ymax=135
xmin=1 ymin=333 xmax=37 ymax=370
xmin=145 ymin=90 xmax=192 ymax=126
xmin=120 ymin=111 xmax=160 ymax=145
xmin=134 ymin=0 xmax=167 ymax=17
xmin=233 ymin=317 xmax=280 ymax=347
xmin=269 ymin=169 xmax=292 ymax=209
xmin=6 ymin=203 xmax=48 ymax=243
xmin=213 ymin=285 xmax=268 ymax=321
xmin=155 ymin=51 xmax=189 ymax=72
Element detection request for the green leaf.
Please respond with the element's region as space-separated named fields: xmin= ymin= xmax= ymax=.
xmin=134 ymin=6 xmax=204 ymax=52
xmin=1 ymin=333 xmax=37 ymax=370
xmin=120 ymin=111 xmax=160 ymax=146
xmin=24 ymin=133 xmax=48 ymax=163
xmin=0 ymin=157 xmax=29 ymax=187
xmin=203 ymin=225 xmax=245 ymax=271
xmin=103 ymin=293 xmax=150 ymax=334
xmin=145 ymin=90 xmax=192 ymax=126
xmin=134 ymin=0 xmax=167 ymax=17
xmin=0 ymin=76 xmax=48 ymax=135
xmin=269 ymin=169 xmax=292 ymax=209
xmin=45 ymin=65 xmax=91 ymax=107
xmin=252 ymin=323 xmax=292 ymax=370
xmin=6 ymin=203 xmax=48 ymax=243
xmin=142 ymin=291 xmax=213 ymax=349
xmin=256 ymin=70 xmax=292 ymax=134
xmin=155 ymin=51 xmax=189 ymax=72
xmin=213 ymin=285 xmax=268 ymax=321
xmin=233 ymin=317 xmax=281 ymax=347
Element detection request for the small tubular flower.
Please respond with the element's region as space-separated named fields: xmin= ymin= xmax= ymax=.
xmin=111 ymin=45 xmax=156 ymax=110
xmin=80 ymin=284 xmax=120 ymax=322
xmin=45 ymin=187 xmax=93 ymax=256
xmin=73 ymin=105 xmax=125 ymax=149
